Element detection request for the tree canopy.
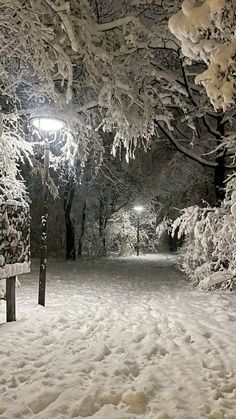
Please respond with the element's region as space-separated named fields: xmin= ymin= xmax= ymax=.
xmin=1 ymin=0 xmax=236 ymax=207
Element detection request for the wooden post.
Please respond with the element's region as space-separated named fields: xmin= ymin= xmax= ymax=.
xmin=6 ymin=276 xmax=16 ymax=322
xmin=38 ymin=139 xmax=49 ymax=306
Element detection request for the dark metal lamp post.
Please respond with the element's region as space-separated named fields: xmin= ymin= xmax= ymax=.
xmin=133 ymin=205 xmax=144 ymax=256
xmin=30 ymin=116 xmax=65 ymax=306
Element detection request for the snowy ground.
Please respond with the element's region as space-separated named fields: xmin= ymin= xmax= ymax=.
xmin=0 ymin=254 xmax=236 ymax=419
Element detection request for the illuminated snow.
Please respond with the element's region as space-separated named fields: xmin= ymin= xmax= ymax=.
xmin=0 ymin=255 xmax=236 ymax=418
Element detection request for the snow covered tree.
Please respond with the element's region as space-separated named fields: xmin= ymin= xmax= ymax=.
xmin=0 ymin=0 xmax=76 ymax=210
xmin=0 ymin=117 xmax=33 ymax=205
xmin=106 ymin=211 xmax=138 ymax=256
xmin=83 ymin=147 xmax=138 ymax=255
xmin=172 ymin=175 xmax=236 ymax=289
xmin=2 ymin=0 xmax=236 ymax=187
xmin=2 ymin=0 xmax=236 ymax=266
xmin=106 ymin=208 xmax=156 ymax=256
xmin=61 ymin=139 xmax=103 ymax=260
xmin=166 ymin=0 xmax=236 ymax=289
xmin=169 ymin=0 xmax=236 ymax=111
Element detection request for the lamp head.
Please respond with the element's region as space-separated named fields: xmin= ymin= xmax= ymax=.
xmin=31 ymin=117 xmax=65 ymax=132
xmin=133 ymin=205 xmax=144 ymax=213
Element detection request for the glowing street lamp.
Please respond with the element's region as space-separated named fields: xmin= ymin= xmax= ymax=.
xmin=31 ymin=116 xmax=66 ymax=306
xmin=31 ymin=117 xmax=65 ymax=132
xmin=133 ymin=205 xmax=144 ymax=256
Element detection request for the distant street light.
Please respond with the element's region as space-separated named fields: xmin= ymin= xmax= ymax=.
xmin=133 ymin=205 xmax=144 ymax=256
xmin=30 ymin=116 xmax=66 ymax=306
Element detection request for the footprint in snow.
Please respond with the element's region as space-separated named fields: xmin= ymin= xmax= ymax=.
xmin=18 ymin=375 xmax=28 ymax=383
xmin=0 ymin=406 xmax=6 ymax=415
xmin=43 ymin=338 xmax=54 ymax=346
xmin=228 ymin=315 xmax=236 ymax=322
xmin=8 ymin=376 xmax=18 ymax=388
xmin=28 ymin=390 xmax=60 ymax=414
xmin=184 ymin=335 xmax=194 ymax=343
xmin=203 ymin=331 xmax=211 ymax=339
xmin=17 ymin=360 xmax=27 ymax=369
xmin=34 ymin=360 xmax=45 ymax=368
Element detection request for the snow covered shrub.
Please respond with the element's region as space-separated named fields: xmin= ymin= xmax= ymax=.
xmin=172 ymin=176 xmax=236 ymax=289
xmin=107 ymin=210 xmax=157 ymax=256
xmin=106 ymin=214 xmax=137 ymax=256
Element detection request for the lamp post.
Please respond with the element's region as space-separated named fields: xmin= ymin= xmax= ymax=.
xmin=31 ymin=117 xmax=65 ymax=306
xmin=133 ymin=205 xmax=144 ymax=256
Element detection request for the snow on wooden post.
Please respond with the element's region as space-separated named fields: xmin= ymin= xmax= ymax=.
xmin=0 ymin=201 xmax=30 ymax=322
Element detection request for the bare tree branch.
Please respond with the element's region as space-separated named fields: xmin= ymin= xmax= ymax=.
xmin=155 ymin=121 xmax=236 ymax=170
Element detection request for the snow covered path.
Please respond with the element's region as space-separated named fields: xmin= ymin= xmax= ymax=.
xmin=0 ymin=254 xmax=236 ymax=419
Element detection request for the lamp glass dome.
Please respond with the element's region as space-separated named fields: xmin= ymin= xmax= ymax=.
xmin=133 ymin=205 xmax=144 ymax=213
xmin=31 ymin=117 xmax=65 ymax=132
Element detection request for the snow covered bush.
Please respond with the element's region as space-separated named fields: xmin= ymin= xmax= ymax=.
xmin=172 ymin=175 xmax=236 ymax=289
xmin=107 ymin=209 xmax=157 ymax=256
xmin=106 ymin=213 xmax=138 ymax=256
xmin=169 ymin=0 xmax=236 ymax=110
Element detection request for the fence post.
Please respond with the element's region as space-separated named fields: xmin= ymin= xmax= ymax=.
xmin=6 ymin=276 xmax=16 ymax=322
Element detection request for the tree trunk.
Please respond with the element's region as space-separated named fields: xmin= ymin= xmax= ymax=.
xmin=214 ymin=116 xmax=226 ymax=205
xmin=99 ymin=197 xmax=107 ymax=256
xmin=78 ymin=201 xmax=87 ymax=256
xmin=64 ymin=177 xmax=76 ymax=260
xmin=102 ymin=221 xmax=107 ymax=256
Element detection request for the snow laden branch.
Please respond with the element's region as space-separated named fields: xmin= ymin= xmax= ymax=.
xmin=0 ymin=0 xmax=74 ymax=106
xmin=41 ymin=0 xmax=79 ymax=52
xmin=169 ymin=0 xmax=236 ymax=110
xmin=95 ymin=16 xmax=138 ymax=32
xmin=2 ymin=0 xmax=236 ymax=187
xmin=0 ymin=115 xmax=33 ymax=204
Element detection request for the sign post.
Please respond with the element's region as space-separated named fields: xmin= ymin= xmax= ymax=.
xmin=0 ymin=201 xmax=30 ymax=322
xmin=6 ymin=277 xmax=16 ymax=322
